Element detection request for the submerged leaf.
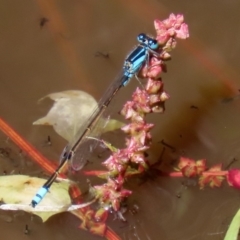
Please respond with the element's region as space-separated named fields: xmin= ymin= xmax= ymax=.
xmin=33 ymin=90 xmax=124 ymax=141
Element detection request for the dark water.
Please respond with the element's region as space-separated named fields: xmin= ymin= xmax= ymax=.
xmin=1 ymin=0 xmax=240 ymax=239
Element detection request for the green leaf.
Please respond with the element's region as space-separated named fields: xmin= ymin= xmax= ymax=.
xmin=224 ymin=208 xmax=240 ymax=240
xmin=101 ymin=140 xmax=118 ymax=152
xmin=103 ymin=119 xmax=124 ymax=133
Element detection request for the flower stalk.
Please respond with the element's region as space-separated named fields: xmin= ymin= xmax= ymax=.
xmin=86 ymin=14 xmax=189 ymax=220
xmin=169 ymin=156 xmax=240 ymax=190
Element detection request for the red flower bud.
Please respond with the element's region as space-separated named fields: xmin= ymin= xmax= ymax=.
xmin=227 ymin=169 xmax=240 ymax=189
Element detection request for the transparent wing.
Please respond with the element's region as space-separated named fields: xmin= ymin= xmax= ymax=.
xmin=70 ymin=117 xmax=109 ymax=170
xmin=60 ymin=72 xmax=128 ymax=171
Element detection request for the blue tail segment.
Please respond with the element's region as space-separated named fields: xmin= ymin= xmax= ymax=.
xmin=30 ymin=33 xmax=160 ymax=208
xmin=31 ymin=187 xmax=48 ymax=207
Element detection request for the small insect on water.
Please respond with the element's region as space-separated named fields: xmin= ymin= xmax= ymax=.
xmin=95 ymin=51 xmax=109 ymax=58
xmin=45 ymin=135 xmax=52 ymax=146
xmin=39 ymin=17 xmax=49 ymax=28
xmin=190 ymin=105 xmax=199 ymax=110
xmin=24 ymin=224 xmax=30 ymax=235
xmin=159 ymin=139 xmax=176 ymax=152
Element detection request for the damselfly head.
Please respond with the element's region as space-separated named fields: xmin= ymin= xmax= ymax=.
xmin=137 ymin=33 xmax=159 ymax=50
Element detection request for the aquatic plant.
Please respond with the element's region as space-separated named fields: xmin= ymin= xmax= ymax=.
xmin=82 ymin=13 xmax=189 ymax=232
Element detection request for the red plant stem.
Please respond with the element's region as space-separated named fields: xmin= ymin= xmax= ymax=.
xmin=166 ymin=171 xmax=228 ymax=177
xmin=202 ymin=171 xmax=228 ymax=176
xmin=85 ymin=169 xmax=229 ymax=179
xmin=167 ymin=172 xmax=184 ymax=177
xmin=83 ymin=170 xmax=108 ymax=176
xmin=0 ymin=117 xmax=64 ymax=176
xmin=105 ymin=229 xmax=122 ymax=240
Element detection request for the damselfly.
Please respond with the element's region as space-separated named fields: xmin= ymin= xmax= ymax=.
xmin=31 ymin=33 xmax=160 ymax=207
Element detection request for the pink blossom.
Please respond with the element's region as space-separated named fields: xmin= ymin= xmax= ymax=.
xmin=125 ymin=137 xmax=150 ymax=152
xmin=131 ymin=152 xmax=146 ymax=166
xmin=103 ymin=155 xmax=126 ymax=173
xmin=227 ymin=169 xmax=240 ymax=189
xmin=120 ymin=101 xmax=135 ymax=118
xmin=94 ymin=181 xmax=132 ymax=211
xmin=132 ymin=88 xmax=152 ymax=113
xmin=175 ymin=23 xmax=189 ymax=39
xmin=132 ymin=88 xmax=149 ymax=104
xmin=121 ymin=100 xmax=147 ymax=122
xmin=121 ymin=122 xmax=154 ymax=135
xmin=103 ymin=150 xmax=130 ymax=172
xmin=154 ymin=13 xmax=189 ymax=45
xmin=145 ymin=78 xmax=163 ymax=94
xmin=141 ymin=57 xmax=163 ymax=78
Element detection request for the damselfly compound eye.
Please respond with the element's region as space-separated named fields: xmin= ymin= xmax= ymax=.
xmin=148 ymin=39 xmax=159 ymax=50
xmin=137 ymin=33 xmax=147 ymax=44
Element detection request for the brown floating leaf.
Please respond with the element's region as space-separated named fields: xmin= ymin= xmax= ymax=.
xmin=33 ymin=90 xmax=124 ymax=141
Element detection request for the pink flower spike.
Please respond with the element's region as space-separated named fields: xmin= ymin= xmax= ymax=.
xmin=227 ymin=169 xmax=240 ymax=189
xmin=84 ymin=15 xmax=189 ymax=221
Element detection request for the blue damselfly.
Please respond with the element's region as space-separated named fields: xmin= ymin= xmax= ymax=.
xmin=31 ymin=33 xmax=160 ymax=207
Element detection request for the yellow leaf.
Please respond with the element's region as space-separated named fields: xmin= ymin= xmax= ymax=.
xmin=0 ymin=175 xmax=70 ymax=222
